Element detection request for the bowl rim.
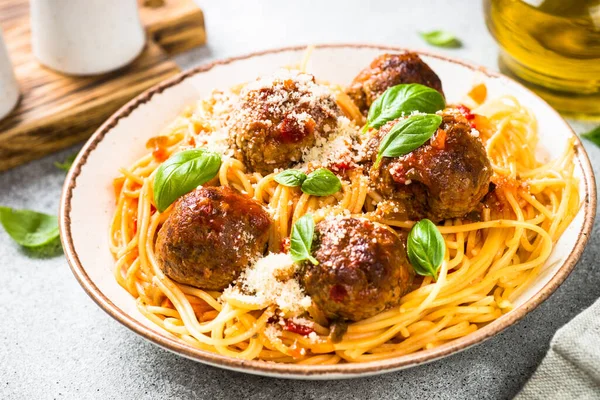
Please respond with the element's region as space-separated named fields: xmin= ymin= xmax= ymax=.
xmin=59 ymin=43 xmax=597 ymax=378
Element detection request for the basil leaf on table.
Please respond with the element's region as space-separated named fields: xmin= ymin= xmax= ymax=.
xmin=364 ymin=84 xmax=446 ymax=132
xmin=301 ymin=168 xmax=342 ymax=197
xmin=153 ymin=149 xmax=222 ymax=212
xmin=375 ymin=114 xmax=443 ymax=167
xmin=0 ymin=206 xmax=59 ymax=248
xmin=54 ymin=153 xmax=77 ymax=172
xmin=419 ymin=30 xmax=462 ymax=48
xmin=290 ymin=213 xmax=318 ymax=265
xmin=407 ymin=219 xmax=445 ymax=280
xmin=274 ymin=169 xmax=307 ymax=187
xmin=581 ymin=126 xmax=600 ymax=147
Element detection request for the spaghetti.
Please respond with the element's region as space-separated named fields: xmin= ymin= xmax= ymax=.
xmin=110 ymin=60 xmax=579 ymax=364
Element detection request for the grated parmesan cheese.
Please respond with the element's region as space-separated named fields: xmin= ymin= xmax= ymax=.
xmin=263 ymin=324 xmax=283 ymax=343
xmin=190 ymin=89 xmax=239 ymax=156
xmin=289 ymin=317 xmax=314 ymax=328
xmin=300 ymin=115 xmax=362 ymax=170
xmin=307 ymin=331 xmax=319 ymax=343
xmin=222 ymin=253 xmax=312 ymax=316
xmin=227 ymin=69 xmax=340 ymax=137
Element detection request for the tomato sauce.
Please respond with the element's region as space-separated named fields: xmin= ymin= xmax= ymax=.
xmin=430 ymin=128 xmax=447 ymax=150
xmin=283 ymin=320 xmax=315 ymax=336
xmin=329 ymin=284 xmax=347 ymax=302
xmin=113 ymin=176 xmax=125 ymax=201
xmin=146 ymin=136 xmax=170 ymax=162
xmin=456 ymin=104 xmax=478 ymax=129
xmin=280 ymin=237 xmax=291 ymax=253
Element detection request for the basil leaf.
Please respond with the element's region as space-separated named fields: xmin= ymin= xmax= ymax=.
xmin=153 ymin=149 xmax=222 ymax=212
xmin=301 ymin=168 xmax=342 ymax=197
xmin=407 ymin=219 xmax=445 ymax=280
xmin=54 ymin=153 xmax=77 ymax=172
xmin=364 ymin=84 xmax=445 ymax=131
xmin=419 ymin=30 xmax=462 ymax=48
xmin=375 ymin=114 xmax=443 ymax=167
xmin=0 ymin=206 xmax=59 ymax=248
xmin=290 ymin=213 xmax=318 ymax=265
xmin=581 ymin=126 xmax=600 ymax=147
xmin=274 ymin=169 xmax=307 ymax=187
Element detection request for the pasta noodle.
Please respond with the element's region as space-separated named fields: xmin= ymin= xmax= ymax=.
xmin=109 ymin=65 xmax=579 ymax=364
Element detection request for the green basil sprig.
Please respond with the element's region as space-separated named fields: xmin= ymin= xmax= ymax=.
xmin=54 ymin=153 xmax=77 ymax=172
xmin=375 ymin=114 xmax=442 ymax=167
xmin=275 ymin=168 xmax=341 ymax=197
xmin=407 ymin=219 xmax=445 ymax=280
xmin=419 ymin=30 xmax=462 ymax=48
xmin=301 ymin=168 xmax=341 ymax=196
xmin=581 ymin=125 xmax=600 ymax=148
xmin=0 ymin=206 xmax=59 ymax=248
xmin=153 ymin=149 xmax=222 ymax=212
xmin=290 ymin=213 xmax=318 ymax=265
xmin=363 ymin=83 xmax=445 ymax=132
xmin=274 ymin=169 xmax=307 ymax=187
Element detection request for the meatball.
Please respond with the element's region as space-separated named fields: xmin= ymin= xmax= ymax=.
xmin=228 ymin=70 xmax=342 ymax=175
xmin=300 ymin=217 xmax=414 ymax=321
xmin=155 ymin=186 xmax=272 ymax=290
xmin=364 ymin=109 xmax=492 ymax=222
xmin=346 ymin=53 xmax=444 ymax=115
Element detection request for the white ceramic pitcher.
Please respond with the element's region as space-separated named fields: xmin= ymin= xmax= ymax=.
xmin=0 ymin=28 xmax=19 ymax=120
xmin=30 ymin=0 xmax=146 ymax=75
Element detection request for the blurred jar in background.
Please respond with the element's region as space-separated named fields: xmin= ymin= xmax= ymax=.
xmin=0 ymin=28 xmax=19 ymax=120
xmin=484 ymin=0 xmax=600 ymax=119
xmin=31 ymin=0 xmax=146 ymax=76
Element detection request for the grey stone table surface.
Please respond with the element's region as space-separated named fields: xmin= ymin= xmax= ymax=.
xmin=1 ymin=1 xmax=599 ymax=399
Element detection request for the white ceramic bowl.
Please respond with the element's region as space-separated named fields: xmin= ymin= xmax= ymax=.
xmin=59 ymin=45 xmax=596 ymax=379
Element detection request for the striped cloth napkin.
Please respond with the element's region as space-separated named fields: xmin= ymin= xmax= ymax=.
xmin=515 ymin=299 xmax=600 ymax=399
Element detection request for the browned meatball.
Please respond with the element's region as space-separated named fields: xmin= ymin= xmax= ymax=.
xmin=228 ymin=71 xmax=342 ymax=175
xmin=346 ymin=53 xmax=444 ymax=115
xmin=155 ymin=186 xmax=272 ymax=290
xmin=300 ymin=217 xmax=414 ymax=321
xmin=363 ymin=109 xmax=492 ymax=222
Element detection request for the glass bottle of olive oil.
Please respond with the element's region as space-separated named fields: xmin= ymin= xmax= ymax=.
xmin=484 ymin=0 xmax=600 ymax=118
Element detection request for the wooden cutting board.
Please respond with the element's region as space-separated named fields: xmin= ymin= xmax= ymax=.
xmin=0 ymin=0 xmax=206 ymax=171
